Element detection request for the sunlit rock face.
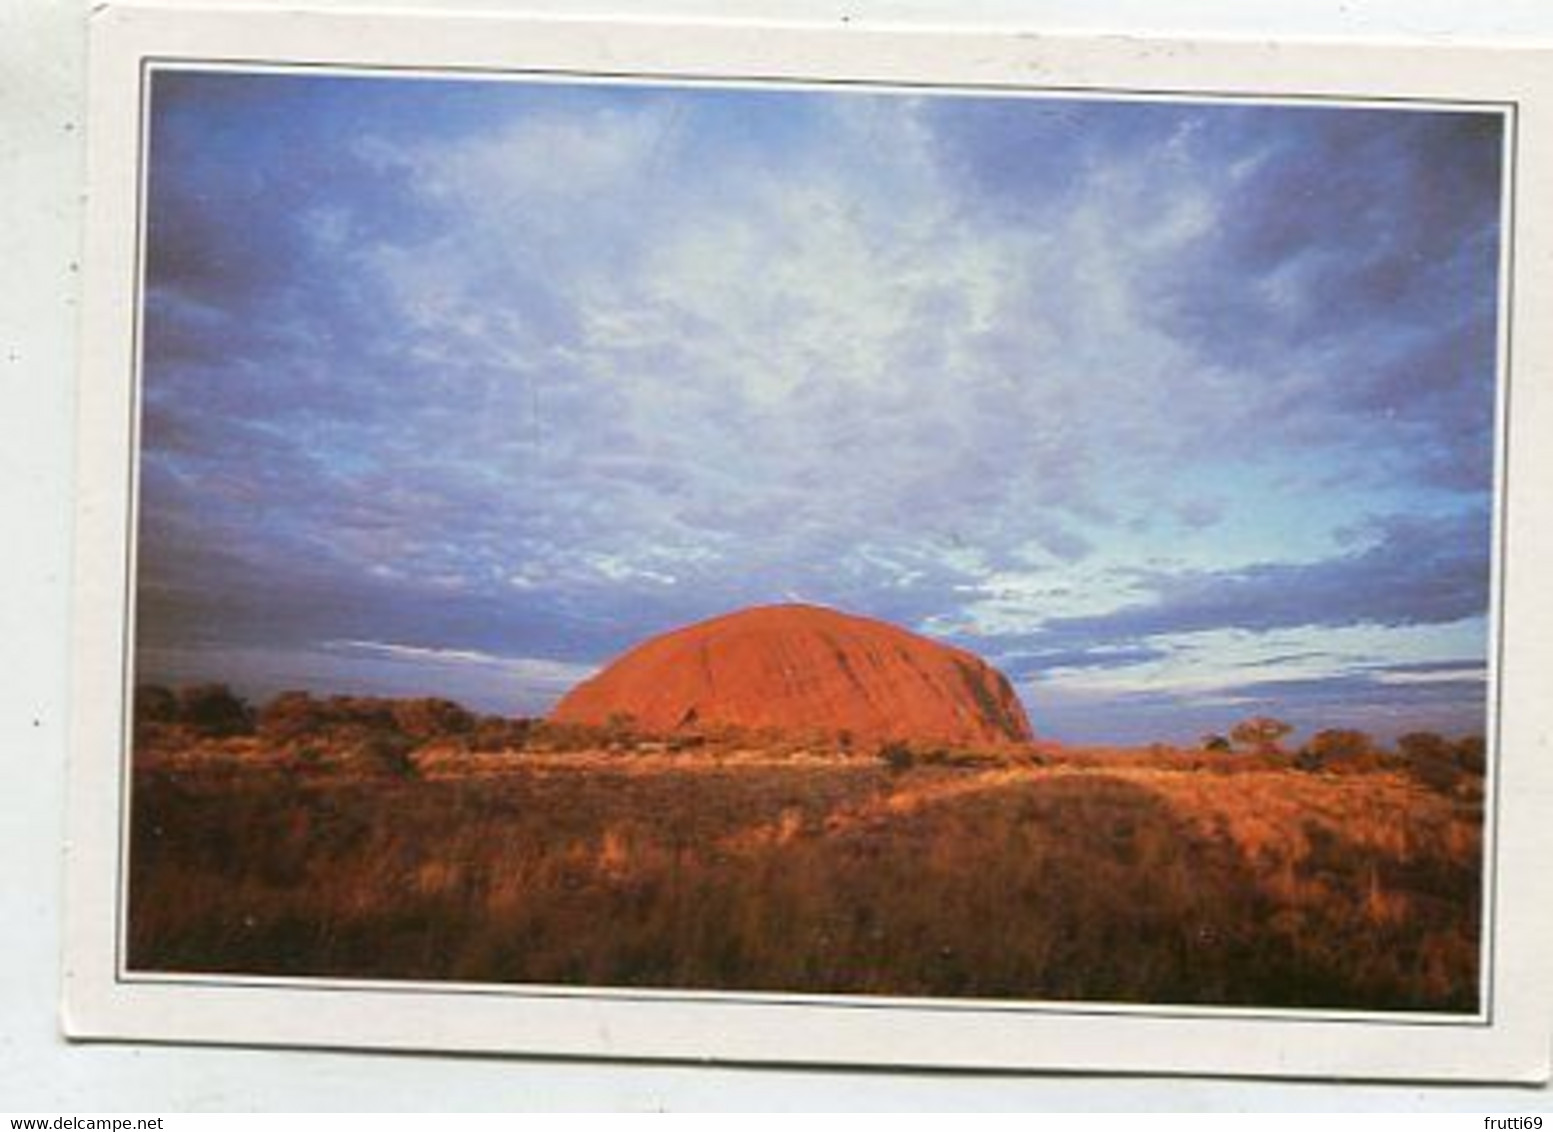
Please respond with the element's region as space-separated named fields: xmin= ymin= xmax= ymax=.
xmin=551 ymin=603 xmax=1034 ymax=746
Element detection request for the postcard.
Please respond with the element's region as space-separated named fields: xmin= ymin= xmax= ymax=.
xmin=64 ymin=0 xmax=1553 ymax=1080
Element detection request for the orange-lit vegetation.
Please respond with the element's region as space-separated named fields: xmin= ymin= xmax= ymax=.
xmin=128 ymin=686 xmax=1485 ymax=1011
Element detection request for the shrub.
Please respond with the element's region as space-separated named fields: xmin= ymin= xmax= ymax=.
xmin=356 ymin=730 xmax=418 ymax=778
xmin=390 ymin=698 xmax=475 ymax=742
xmin=1306 ymin=728 xmax=1373 ymax=759
xmin=469 ymin=716 xmax=535 ymax=753
xmin=1453 ymin=735 xmax=1488 ymax=775
xmin=323 ymin=696 xmax=395 ymax=730
xmin=1408 ymin=753 xmax=1463 ymax=794
xmin=604 ymin=711 xmax=639 ymax=740
xmin=134 ymin=684 xmax=180 ymax=725
xmin=528 ymin=719 xmax=607 ymax=752
xmin=878 ymin=740 xmax=915 ymax=772
xmin=1201 ymin=734 xmax=1231 ymax=753
xmin=1396 ymin=731 xmax=1452 ymax=762
xmin=257 ymin=691 xmax=327 ymax=744
xmin=946 ymin=749 xmax=1002 ymax=769
xmin=1302 ymin=729 xmax=1380 ymax=773
xmin=1392 ymin=732 xmax=1469 ymax=792
xmin=177 ymin=684 xmax=254 ymax=737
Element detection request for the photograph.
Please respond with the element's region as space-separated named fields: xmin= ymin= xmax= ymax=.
xmin=121 ymin=64 xmax=1504 ymax=1016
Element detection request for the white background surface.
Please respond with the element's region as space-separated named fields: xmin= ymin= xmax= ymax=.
xmin=4 ymin=0 xmax=1552 ymax=1111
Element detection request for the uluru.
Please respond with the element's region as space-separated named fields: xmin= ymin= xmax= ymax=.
xmin=551 ymin=603 xmax=1034 ymax=746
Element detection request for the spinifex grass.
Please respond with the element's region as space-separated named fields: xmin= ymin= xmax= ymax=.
xmin=127 ymin=748 xmax=1481 ymax=1011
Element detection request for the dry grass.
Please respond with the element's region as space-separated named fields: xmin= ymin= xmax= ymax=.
xmin=127 ymin=741 xmax=1482 ymax=1012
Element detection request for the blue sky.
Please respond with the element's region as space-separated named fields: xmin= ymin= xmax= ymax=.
xmin=134 ymin=69 xmax=1505 ymax=744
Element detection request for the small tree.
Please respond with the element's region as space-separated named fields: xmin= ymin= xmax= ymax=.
xmin=134 ymin=684 xmax=179 ymax=725
xmin=1230 ymin=716 xmax=1293 ymax=756
xmin=1396 ymin=731 xmax=1452 ymax=762
xmin=1397 ymin=731 xmax=1463 ymax=793
xmin=178 ymin=683 xmax=253 ymax=737
xmin=1302 ymin=728 xmax=1377 ymax=772
xmin=1453 ymin=735 xmax=1487 ymax=775
xmin=1201 ymin=734 xmax=1231 ymax=753
xmin=1306 ymin=728 xmax=1373 ymax=759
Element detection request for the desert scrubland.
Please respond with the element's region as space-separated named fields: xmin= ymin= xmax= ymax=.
xmin=127 ymin=688 xmax=1484 ymax=1012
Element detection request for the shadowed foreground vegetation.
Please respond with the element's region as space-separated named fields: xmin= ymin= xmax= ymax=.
xmin=127 ymin=688 xmax=1484 ymax=1011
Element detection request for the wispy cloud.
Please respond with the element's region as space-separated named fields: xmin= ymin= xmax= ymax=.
xmin=325 ymin=639 xmax=595 ymax=688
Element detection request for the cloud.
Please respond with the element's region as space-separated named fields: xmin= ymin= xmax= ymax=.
xmin=1029 ymin=653 xmax=1488 ymax=746
xmin=1008 ymin=644 xmax=1173 ymax=674
xmin=324 ymin=639 xmax=596 ymax=696
xmin=1027 ymin=509 xmax=1491 ymax=650
xmin=133 ymin=73 xmax=1504 ymax=738
xmin=137 ymin=641 xmax=596 ymax=715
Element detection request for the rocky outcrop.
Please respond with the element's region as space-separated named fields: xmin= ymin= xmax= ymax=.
xmin=551 ymin=603 xmax=1033 ymax=746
